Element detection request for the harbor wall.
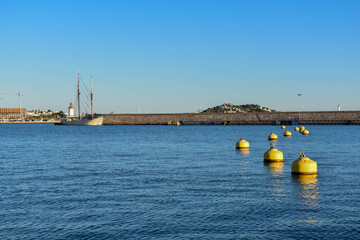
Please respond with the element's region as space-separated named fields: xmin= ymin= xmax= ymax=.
xmin=102 ymin=111 xmax=360 ymax=125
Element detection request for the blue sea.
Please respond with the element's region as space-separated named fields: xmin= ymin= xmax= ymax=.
xmin=1 ymin=124 xmax=359 ymax=239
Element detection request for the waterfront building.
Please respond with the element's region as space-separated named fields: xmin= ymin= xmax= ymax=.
xmin=0 ymin=108 xmax=27 ymax=119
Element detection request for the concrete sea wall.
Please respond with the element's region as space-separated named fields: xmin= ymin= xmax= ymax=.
xmin=102 ymin=111 xmax=360 ymax=125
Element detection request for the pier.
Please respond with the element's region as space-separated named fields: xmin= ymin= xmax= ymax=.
xmin=102 ymin=111 xmax=360 ymax=125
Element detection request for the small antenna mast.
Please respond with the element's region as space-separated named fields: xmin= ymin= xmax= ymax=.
xmin=18 ymin=92 xmax=24 ymax=120
xmin=91 ymin=73 xmax=94 ymax=119
xmin=78 ymin=72 xmax=81 ymax=120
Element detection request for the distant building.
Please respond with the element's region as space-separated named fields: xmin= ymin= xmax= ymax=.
xmin=0 ymin=108 xmax=27 ymax=119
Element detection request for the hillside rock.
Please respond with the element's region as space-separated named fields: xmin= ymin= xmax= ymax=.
xmin=201 ymin=103 xmax=276 ymax=113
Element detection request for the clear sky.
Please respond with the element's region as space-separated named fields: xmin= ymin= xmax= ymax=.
xmin=0 ymin=0 xmax=359 ymax=113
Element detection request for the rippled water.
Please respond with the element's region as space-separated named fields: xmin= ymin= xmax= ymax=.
xmin=1 ymin=124 xmax=359 ymax=239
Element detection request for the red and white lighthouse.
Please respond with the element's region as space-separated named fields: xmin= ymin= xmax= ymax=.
xmin=68 ymin=102 xmax=74 ymax=116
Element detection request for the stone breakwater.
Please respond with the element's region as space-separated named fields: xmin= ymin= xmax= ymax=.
xmin=102 ymin=111 xmax=360 ymax=125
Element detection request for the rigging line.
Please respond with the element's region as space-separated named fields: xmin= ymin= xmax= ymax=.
xmin=81 ymin=89 xmax=91 ymax=102
xmin=80 ymin=75 xmax=90 ymax=93
xmin=80 ymin=92 xmax=90 ymax=106
xmin=78 ymin=81 xmax=90 ymax=114
xmin=82 ymin=101 xmax=90 ymax=111
xmin=80 ymin=103 xmax=89 ymax=115
xmin=80 ymin=94 xmax=90 ymax=111
xmin=82 ymin=106 xmax=90 ymax=114
xmin=80 ymin=83 xmax=91 ymax=100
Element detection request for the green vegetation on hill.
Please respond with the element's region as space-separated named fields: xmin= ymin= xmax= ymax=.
xmin=201 ymin=103 xmax=276 ymax=113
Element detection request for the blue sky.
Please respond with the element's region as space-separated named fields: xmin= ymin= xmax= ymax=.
xmin=0 ymin=0 xmax=359 ymax=113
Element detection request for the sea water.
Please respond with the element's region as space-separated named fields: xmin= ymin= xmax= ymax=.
xmin=1 ymin=124 xmax=360 ymax=239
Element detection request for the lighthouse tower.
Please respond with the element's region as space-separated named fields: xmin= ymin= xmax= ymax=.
xmin=68 ymin=102 xmax=75 ymax=116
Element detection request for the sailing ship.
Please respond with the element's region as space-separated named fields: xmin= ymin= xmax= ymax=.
xmin=57 ymin=73 xmax=104 ymax=126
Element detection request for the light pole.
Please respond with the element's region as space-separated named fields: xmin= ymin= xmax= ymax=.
xmin=297 ymin=94 xmax=302 ymax=122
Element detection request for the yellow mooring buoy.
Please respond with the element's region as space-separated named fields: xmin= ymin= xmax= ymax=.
xmin=284 ymin=130 xmax=292 ymax=137
xmin=302 ymin=129 xmax=309 ymax=135
xmin=268 ymin=132 xmax=278 ymax=141
xmin=236 ymin=137 xmax=249 ymax=150
xmin=294 ymin=127 xmax=300 ymax=131
xmin=291 ymin=152 xmax=317 ymax=175
xmin=264 ymin=143 xmax=283 ymax=162
xmin=281 ymin=125 xmax=285 ymax=129
xmin=300 ymin=126 xmax=305 ymax=133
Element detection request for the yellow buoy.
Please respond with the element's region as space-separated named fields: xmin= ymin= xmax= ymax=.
xmin=300 ymin=126 xmax=305 ymax=133
xmin=176 ymin=121 xmax=180 ymax=126
xmin=264 ymin=143 xmax=283 ymax=162
xmin=281 ymin=125 xmax=285 ymax=129
xmin=294 ymin=127 xmax=300 ymax=131
xmin=302 ymin=129 xmax=309 ymax=135
xmin=236 ymin=137 xmax=249 ymax=150
xmin=284 ymin=130 xmax=292 ymax=137
xmin=291 ymin=152 xmax=317 ymax=175
xmin=268 ymin=132 xmax=278 ymax=141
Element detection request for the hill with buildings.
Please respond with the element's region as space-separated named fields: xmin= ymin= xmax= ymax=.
xmin=201 ymin=103 xmax=276 ymax=113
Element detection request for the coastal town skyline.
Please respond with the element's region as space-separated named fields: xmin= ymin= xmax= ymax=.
xmin=1 ymin=0 xmax=359 ymax=114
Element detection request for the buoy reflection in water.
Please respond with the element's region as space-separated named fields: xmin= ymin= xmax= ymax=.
xmin=292 ymin=174 xmax=320 ymax=225
xmin=239 ymin=149 xmax=250 ymax=155
xmin=235 ymin=148 xmax=250 ymax=163
xmin=264 ymin=161 xmax=284 ymax=176
xmin=264 ymin=161 xmax=285 ymax=201
xmin=236 ymin=149 xmax=250 ymax=174
xmin=292 ymin=174 xmax=319 ymax=208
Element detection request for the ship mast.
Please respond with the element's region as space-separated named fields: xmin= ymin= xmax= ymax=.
xmin=91 ymin=73 xmax=94 ymax=119
xmin=77 ymin=72 xmax=81 ymax=120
